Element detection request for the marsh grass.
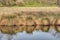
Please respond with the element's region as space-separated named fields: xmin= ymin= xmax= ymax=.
xmin=0 ymin=11 xmax=60 ymax=34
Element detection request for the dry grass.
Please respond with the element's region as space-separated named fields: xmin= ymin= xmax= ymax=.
xmin=0 ymin=7 xmax=60 ymax=34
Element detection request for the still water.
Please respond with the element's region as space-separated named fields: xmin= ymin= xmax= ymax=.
xmin=0 ymin=29 xmax=60 ymax=40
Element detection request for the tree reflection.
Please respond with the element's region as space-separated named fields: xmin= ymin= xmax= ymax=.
xmin=54 ymin=18 xmax=60 ymax=32
xmin=25 ymin=26 xmax=36 ymax=33
xmin=40 ymin=18 xmax=50 ymax=32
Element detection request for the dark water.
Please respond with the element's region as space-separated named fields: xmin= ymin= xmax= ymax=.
xmin=0 ymin=29 xmax=60 ymax=40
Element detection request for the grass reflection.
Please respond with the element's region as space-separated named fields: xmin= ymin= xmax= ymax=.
xmin=25 ymin=26 xmax=36 ymax=33
xmin=41 ymin=18 xmax=50 ymax=32
xmin=54 ymin=18 xmax=60 ymax=32
xmin=0 ymin=25 xmax=60 ymax=34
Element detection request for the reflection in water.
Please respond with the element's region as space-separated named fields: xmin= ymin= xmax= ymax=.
xmin=41 ymin=18 xmax=50 ymax=32
xmin=54 ymin=18 xmax=60 ymax=32
xmin=0 ymin=25 xmax=60 ymax=34
xmin=0 ymin=26 xmax=60 ymax=40
xmin=12 ymin=31 xmax=55 ymax=40
xmin=25 ymin=26 xmax=36 ymax=33
xmin=0 ymin=31 xmax=56 ymax=40
xmin=0 ymin=31 xmax=60 ymax=40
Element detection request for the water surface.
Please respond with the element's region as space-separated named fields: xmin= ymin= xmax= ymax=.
xmin=0 ymin=29 xmax=60 ymax=40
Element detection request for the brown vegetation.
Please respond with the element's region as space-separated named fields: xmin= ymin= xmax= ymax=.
xmin=0 ymin=7 xmax=60 ymax=34
xmin=54 ymin=18 xmax=60 ymax=32
xmin=16 ymin=0 xmax=24 ymax=6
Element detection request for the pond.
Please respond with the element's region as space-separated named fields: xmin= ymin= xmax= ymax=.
xmin=0 ymin=28 xmax=60 ymax=40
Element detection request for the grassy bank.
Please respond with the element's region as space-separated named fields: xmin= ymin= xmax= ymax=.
xmin=0 ymin=0 xmax=57 ymax=7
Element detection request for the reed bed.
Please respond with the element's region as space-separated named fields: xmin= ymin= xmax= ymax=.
xmin=0 ymin=7 xmax=60 ymax=34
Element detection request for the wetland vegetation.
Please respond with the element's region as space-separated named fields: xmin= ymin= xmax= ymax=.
xmin=0 ymin=12 xmax=60 ymax=34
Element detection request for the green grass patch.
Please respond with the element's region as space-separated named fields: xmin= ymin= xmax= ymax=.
xmin=0 ymin=1 xmax=57 ymax=7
